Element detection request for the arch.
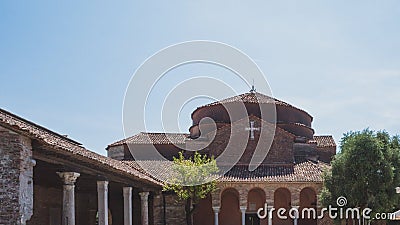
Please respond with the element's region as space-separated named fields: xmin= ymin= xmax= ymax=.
xmin=220 ymin=188 xmax=241 ymax=225
xmin=273 ymin=188 xmax=292 ymax=225
xmin=299 ymin=187 xmax=317 ymax=225
xmin=247 ymin=188 xmax=266 ymax=225
xmin=193 ymin=194 xmax=213 ymax=225
xmin=247 ymin=188 xmax=266 ymax=213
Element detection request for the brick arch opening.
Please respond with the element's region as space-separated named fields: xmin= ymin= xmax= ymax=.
xmin=273 ymin=188 xmax=292 ymax=225
xmin=299 ymin=187 xmax=317 ymax=225
xmin=193 ymin=194 xmax=213 ymax=225
xmin=247 ymin=188 xmax=267 ymax=225
xmin=220 ymin=188 xmax=241 ymax=225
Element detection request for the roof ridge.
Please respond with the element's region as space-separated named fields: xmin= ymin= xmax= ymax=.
xmin=0 ymin=108 xmax=161 ymax=186
xmin=142 ymin=132 xmax=189 ymax=135
xmin=191 ymin=91 xmax=313 ymax=119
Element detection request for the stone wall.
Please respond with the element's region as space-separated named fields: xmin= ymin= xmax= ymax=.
xmin=0 ymin=126 xmax=35 ymax=225
xmin=107 ymin=145 xmax=125 ymax=160
xmin=152 ymin=192 xmax=165 ymax=225
xmin=163 ymin=194 xmax=186 ymax=225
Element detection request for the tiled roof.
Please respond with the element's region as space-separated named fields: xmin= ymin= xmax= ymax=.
xmin=109 ymin=115 xmax=298 ymax=148
xmin=122 ymin=160 xmax=328 ymax=183
xmin=0 ymin=108 xmax=162 ymax=186
xmin=219 ymin=161 xmax=328 ymax=182
xmin=195 ymin=92 xmax=311 ymax=117
xmin=108 ymin=132 xmax=190 ymax=147
xmin=123 ymin=160 xmax=174 ymax=183
xmin=312 ymin=135 xmax=336 ymax=147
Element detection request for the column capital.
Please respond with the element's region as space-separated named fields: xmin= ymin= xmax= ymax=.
xmin=57 ymin=172 xmax=80 ymax=185
xmin=240 ymin=206 xmax=247 ymax=212
xmin=139 ymin=191 xmax=150 ymax=200
xmin=123 ymin=187 xmax=132 ymax=196
xmin=97 ymin=180 xmax=109 ymax=191
xmin=212 ymin=206 xmax=220 ymax=213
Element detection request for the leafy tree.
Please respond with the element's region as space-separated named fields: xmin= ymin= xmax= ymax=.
xmin=320 ymin=129 xmax=400 ymax=221
xmin=163 ymin=151 xmax=219 ymax=225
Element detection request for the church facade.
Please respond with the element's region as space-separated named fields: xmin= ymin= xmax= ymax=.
xmin=0 ymin=91 xmax=335 ymax=225
xmin=107 ymin=91 xmax=336 ymax=225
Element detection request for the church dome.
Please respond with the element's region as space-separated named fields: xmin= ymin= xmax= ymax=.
xmin=189 ymin=91 xmax=314 ymax=139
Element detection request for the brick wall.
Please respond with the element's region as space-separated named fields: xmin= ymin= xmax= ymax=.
xmin=164 ymin=194 xmax=186 ymax=225
xmin=202 ymin=118 xmax=295 ymax=165
xmin=0 ymin=126 xmax=35 ymax=225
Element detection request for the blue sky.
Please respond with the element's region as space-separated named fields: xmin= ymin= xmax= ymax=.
xmin=1 ymin=1 xmax=399 ymax=155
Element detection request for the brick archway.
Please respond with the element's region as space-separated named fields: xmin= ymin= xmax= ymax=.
xmin=273 ymin=188 xmax=292 ymax=225
xmin=220 ymin=188 xmax=241 ymax=225
xmin=247 ymin=188 xmax=266 ymax=225
xmin=299 ymin=187 xmax=317 ymax=225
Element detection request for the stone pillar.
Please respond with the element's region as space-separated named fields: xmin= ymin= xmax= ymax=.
xmin=123 ymin=187 xmax=133 ymax=225
xmin=292 ymin=206 xmax=299 ymax=225
xmin=57 ymin=172 xmax=80 ymax=225
xmin=97 ymin=181 xmax=109 ymax=225
xmin=267 ymin=205 xmax=273 ymax=225
xmin=139 ymin=192 xmax=149 ymax=225
xmin=212 ymin=206 xmax=220 ymax=225
xmin=0 ymin=129 xmax=35 ymax=225
xmin=240 ymin=206 xmax=247 ymax=225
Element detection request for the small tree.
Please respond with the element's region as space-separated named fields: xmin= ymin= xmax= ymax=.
xmin=320 ymin=129 xmax=400 ymax=222
xmin=163 ymin=152 xmax=219 ymax=225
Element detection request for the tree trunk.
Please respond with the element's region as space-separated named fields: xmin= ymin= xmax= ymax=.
xmin=185 ymin=198 xmax=193 ymax=225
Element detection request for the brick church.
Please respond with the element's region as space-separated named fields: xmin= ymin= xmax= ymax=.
xmin=0 ymin=90 xmax=335 ymax=225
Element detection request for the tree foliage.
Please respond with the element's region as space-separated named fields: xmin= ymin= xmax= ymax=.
xmin=320 ymin=129 xmax=400 ymax=217
xmin=163 ymin=151 xmax=219 ymax=225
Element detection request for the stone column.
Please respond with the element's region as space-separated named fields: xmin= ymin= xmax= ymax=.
xmin=212 ymin=206 xmax=220 ymax=225
xmin=267 ymin=205 xmax=273 ymax=225
xmin=240 ymin=206 xmax=247 ymax=225
xmin=97 ymin=181 xmax=109 ymax=225
xmin=139 ymin=192 xmax=150 ymax=225
xmin=292 ymin=206 xmax=299 ymax=225
xmin=57 ymin=172 xmax=80 ymax=225
xmin=123 ymin=187 xmax=133 ymax=225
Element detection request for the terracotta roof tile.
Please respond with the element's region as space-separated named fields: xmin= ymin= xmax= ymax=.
xmin=312 ymin=135 xmax=336 ymax=147
xmin=0 ymin=108 xmax=161 ymax=186
xmin=108 ymin=132 xmax=190 ymax=147
xmin=195 ymin=92 xmax=312 ymax=118
xmin=219 ymin=161 xmax=328 ymax=182
xmin=122 ymin=160 xmax=328 ymax=183
xmin=109 ymin=114 xmax=298 ymax=148
xmin=123 ymin=160 xmax=174 ymax=183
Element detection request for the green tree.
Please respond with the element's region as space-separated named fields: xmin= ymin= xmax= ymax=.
xmin=163 ymin=151 xmax=219 ymax=225
xmin=320 ymin=129 xmax=400 ymax=221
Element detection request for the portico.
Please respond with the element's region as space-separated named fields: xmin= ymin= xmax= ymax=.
xmin=195 ymin=181 xmax=320 ymax=225
xmin=0 ymin=108 xmax=162 ymax=225
xmin=28 ymin=149 xmax=159 ymax=225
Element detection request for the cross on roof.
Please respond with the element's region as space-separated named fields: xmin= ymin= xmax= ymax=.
xmin=245 ymin=121 xmax=260 ymax=140
xmin=250 ymin=79 xmax=256 ymax=93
